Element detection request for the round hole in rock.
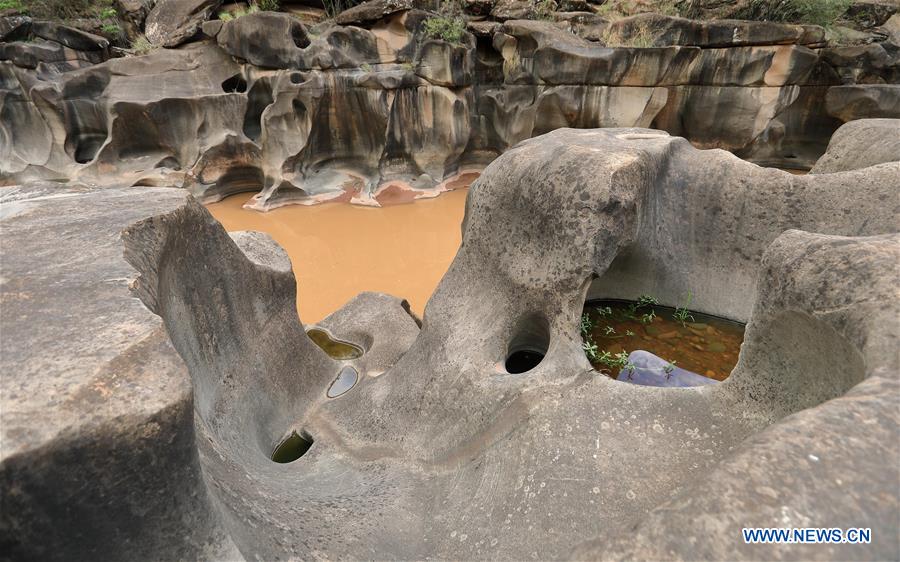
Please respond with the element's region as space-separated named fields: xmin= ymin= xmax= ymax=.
xmin=221 ymin=74 xmax=247 ymax=94
xmin=271 ymin=431 xmax=314 ymax=463
xmin=504 ymin=313 xmax=550 ymax=374
xmin=505 ymin=349 xmax=545 ymax=374
xmin=327 ymin=365 xmax=358 ymax=398
xmin=72 ymin=133 xmax=106 ymax=164
xmin=291 ymin=25 xmax=310 ymax=48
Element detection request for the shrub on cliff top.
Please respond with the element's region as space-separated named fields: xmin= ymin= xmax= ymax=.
xmin=422 ymin=15 xmax=466 ymax=44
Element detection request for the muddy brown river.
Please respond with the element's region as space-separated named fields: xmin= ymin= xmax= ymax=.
xmin=206 ymin=189 xmax=469 ymax=323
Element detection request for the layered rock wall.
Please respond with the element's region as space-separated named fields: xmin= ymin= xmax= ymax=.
xmin=1 ymin=9 xmax=898 ymax=207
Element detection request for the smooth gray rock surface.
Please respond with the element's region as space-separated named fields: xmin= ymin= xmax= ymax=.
xmin=0 ymin=183 xmax=241 ymax=561
xmin=811 ymin=118 xmax=900 ymax=173
xmin=120 ymin=128 xmax=899 ymax=560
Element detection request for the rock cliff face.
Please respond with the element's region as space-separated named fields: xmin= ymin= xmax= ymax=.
xmin=1 ymin=6 xmax=898 ymax=208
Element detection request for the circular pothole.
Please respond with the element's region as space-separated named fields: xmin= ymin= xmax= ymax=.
xmin=271 ymin=431 xmax=314 ymax=463
xmin=504 ymin=313 xmax=550 ymax=374
xmin=505 ymin=349 xmax=545 ymax=374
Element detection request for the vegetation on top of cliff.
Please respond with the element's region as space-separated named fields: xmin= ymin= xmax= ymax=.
xmin=422 ymin=15 xmax=467 ymax=43
xmin=219 ymin=5 xmax=260 ymax=22
xmin=678 ymin=0 xmax=858 ymax=28
xmin=0 ymin=0 xmax=26 ymax=12
xmin=732 ymin=0 xmax=854 ymax=27
xmin=7 ymin=0 xmax=115 ymax=19
xmin=598 ymin=0 xmax=855 ymax=28
xmin=422 ymin=0 xmax=468 ymax=44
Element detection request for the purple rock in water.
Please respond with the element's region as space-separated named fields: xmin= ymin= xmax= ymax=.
xmin=616 ymin=350 xmax=719 ymax=387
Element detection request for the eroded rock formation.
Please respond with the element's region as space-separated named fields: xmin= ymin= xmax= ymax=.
xmin=108 ymin=126 xmax=897 ymax=560
xmin=2 ymin=7 xmax=898 ymax=208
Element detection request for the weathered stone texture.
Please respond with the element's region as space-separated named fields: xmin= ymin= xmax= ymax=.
xmin=113 ymin=127 xmax=899 ymax=560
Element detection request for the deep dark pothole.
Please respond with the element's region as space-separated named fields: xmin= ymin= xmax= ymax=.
xmin=505 ymin=313 xmax=550 ymax=374
xmin=272 ymin=431 xmax=314 ymax=463
xmin=505 ymin=350 xmax=546 ymax=374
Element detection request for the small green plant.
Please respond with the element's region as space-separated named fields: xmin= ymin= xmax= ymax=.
xmin=672 ymin=291 xmax=695 ymax=326
xmin=604 ymin=325 xmax=616 ymax=336
xmin=597 ymin=350 xmax=635 ymax=376
xmin=582 ymin=337 xmax=601 ymax=363
xmin=625 ymin=294 xmax=658 ymax=318
xmin=99 ymin=7 xmax=117 ymax=18
xmin=422 ymin=15 xmax=466 ymax=44
xmin=595 ymin=306 xmax=612 ymax=318
xmin=219 ymin=11 xmax=234 ymax=22
xmin=663 ymin=361 xmax=676 ymax=379
xmin=640 ymin=309 xmax=656 ymax=324
xmin=257 ymin=0 xmax=280 ymax=10
xmin=580 ymin=313 xmax=595 ymax=336
xmin=101 ymin=23 xmax=121 ymax=36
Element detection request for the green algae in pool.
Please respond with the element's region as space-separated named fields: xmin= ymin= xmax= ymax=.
xmin=272 ymin=431 xmax=314 ymax=463
xmin=307 ymin=328 xmax=363 ymax=360
xmin=582 ymin=299 xmax=745 ymax=381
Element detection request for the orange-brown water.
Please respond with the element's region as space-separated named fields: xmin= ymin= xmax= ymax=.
xmin=583 ymin=300 xmax=745 ymax=381
xmin=206 ymin=189 xmax=469 ymax=323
